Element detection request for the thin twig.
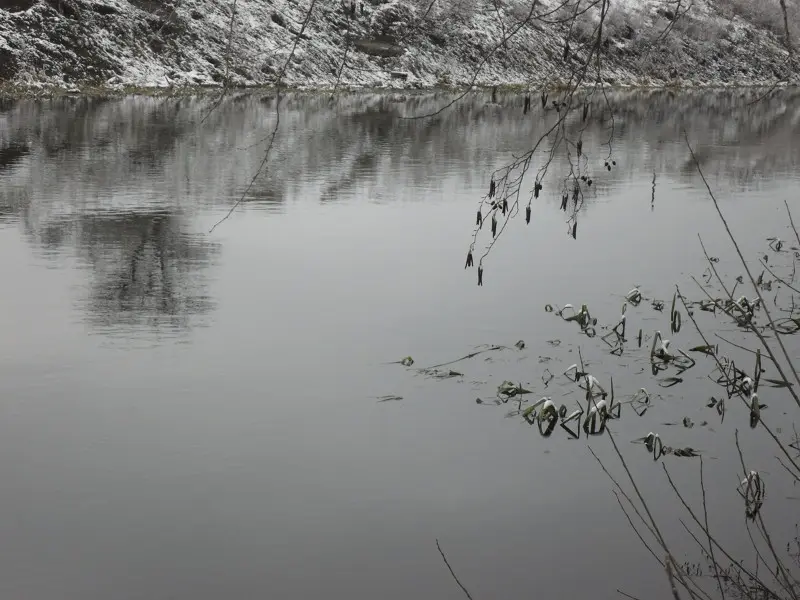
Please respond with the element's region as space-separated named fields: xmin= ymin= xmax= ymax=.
xmin=436 ymin=539 xmax=475 ymax=600
xmin=760 ymin=260 xmax=800 ymax=295
xmin=715 ymin=334 xmax=776 ymax=361
xmin=200 ymin=0 xmax=239 ymax=124
xmin=679 ymin=285 xmax=800 ymax=479
xmin=662 ymin=464 xmax=779 ymax=597
xmin=736 ymin=434 xmax=800 ymax=600
xmin=786 ymin=199 xmax=800 ymax=248
xmin=589 ymin=447 xmax=663 ymax=547
xmin=612 ymin=490 xmax=665 ymax=568
xmin=401 ymin=0 xmax=544 ymax=121
xmin=419 ymin=345 xmax=508 ymax=370
xmin=685 ymin=132 xmax=800 ymax=398
xmin=617 ymin=590 xmax=645 ymax=600
xmin=329 ymin=2 xmax=354 ymax=99
xmin=208 ymin=0 xmax=319 ymax=233
xmin=695 ymin=236 xmax=800 ymax=411
xmin=666 ymin=556 xmax=684 ymax=600
xmin=602 ymin=426 xmax=714 ymax=600
xmin=700 ymin=457 xmax=726 ymax=600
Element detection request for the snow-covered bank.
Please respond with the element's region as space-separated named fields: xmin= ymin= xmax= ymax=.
xmin=0 ymin=0 xmax=797 ymax=91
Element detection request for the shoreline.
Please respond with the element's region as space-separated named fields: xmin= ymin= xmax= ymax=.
xmin=1 ymin=80 xmax=797 ymax=99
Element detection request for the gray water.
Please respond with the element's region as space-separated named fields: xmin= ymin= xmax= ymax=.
xmin=0 ymin=89 xmax=798 ymax=600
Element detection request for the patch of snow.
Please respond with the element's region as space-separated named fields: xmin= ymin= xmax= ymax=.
xmin=0 ymin=0 xmax=796 ymax=90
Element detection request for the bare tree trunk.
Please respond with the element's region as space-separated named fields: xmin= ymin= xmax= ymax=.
xmin=779 ymin=0 xmax=793 ymax=56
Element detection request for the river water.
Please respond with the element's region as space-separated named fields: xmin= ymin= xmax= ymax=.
xmin=0 ymin=89 xmax=798 ymax=600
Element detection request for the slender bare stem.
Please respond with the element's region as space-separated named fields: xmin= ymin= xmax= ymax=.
xmin=436 ymin=539 xmax=476 ymax=600
xmin=685 ymin=132 xmax=800 ymax=396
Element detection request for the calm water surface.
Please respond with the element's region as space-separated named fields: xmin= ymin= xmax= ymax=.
xmin=0 ymin=89 xmax=798 ymax=600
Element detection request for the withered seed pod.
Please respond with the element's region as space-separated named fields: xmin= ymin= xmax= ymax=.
xmin=561 ymin=195 xmax=568 ymax=211
xmin=577 ymin=139 xmax=582 ymax=157
xmin=477 ymin=266 xmax=483 ymax=286
xmin=489 ymin=178 xmax=496 ymax=198
xmin=525 ymin=205 xmax=531 ymax=224
xmin=476 ymin=210 xmax=482 ymax=226
xmin=491 ymin=214 xmax=497 ymax=238
xmin=465 ymin=251 xmax=473 ymax=269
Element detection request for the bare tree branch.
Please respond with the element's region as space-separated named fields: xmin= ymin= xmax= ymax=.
xmin=208 ymin=0 xmax=320 ymax=232
xmin=200 ymin=0 xmax=239 ymax=124
xmin=685 ymin=130 xmax=800 ymax=397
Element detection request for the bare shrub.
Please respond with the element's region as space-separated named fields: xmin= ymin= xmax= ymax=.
xmin=724 ymin=0 xmax=799 ymax=42
xmin=370 ymin=0 xmax=416 ymax=40
xmin=508 ymin=0 xmax=535 ymax=21
xmin=434 ymin=0 xmax=480 ymax=26
xmin=567 ymin=1 xmax=647 ymax=44
xmin=571 ymin=9 xmax=598 ymax=44
xmin=604 ymin=2 xmax=641 ymax=40
xmin=663 ymin=12 xmax=729 ymax=49
xmin=632 ymin=15 xmax=683 ymax=53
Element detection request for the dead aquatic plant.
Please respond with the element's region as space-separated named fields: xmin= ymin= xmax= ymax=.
xmin=650 ymin=328 xmax=695 ymax=373
xmin=435 ymin=142 xmax=800 ymax=600
xmin=517 ymin=370 xmax=622 ymax=438
xmin=557 ymin=302 xmax=599 ymax=337
xmin=631 ymin=432 xmax=701 ymax=461
xmin=589 ymin=143 xmax=800 ymax=600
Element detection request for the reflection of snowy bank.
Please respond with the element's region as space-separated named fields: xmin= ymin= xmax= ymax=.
xmin=2 ymin=89 xmax=799 ymax=223
xmin=0 ymin=89 xmax=797 ymax=336
xmin=0 ymin=0 xmax=796 ymax=90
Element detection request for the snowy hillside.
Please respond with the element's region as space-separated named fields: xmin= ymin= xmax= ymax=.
xmin=0 ymin=0 xmax=797 ymax=90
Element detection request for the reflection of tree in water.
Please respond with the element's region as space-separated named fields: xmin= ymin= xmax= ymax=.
xmin=0 ymin=96 xmax=219 ymax=338
xmin=2 ymin=89 xmax=800 ymax=214
xmin=20 ymin=209 xmax=220 ymax=337
xmin=0 ymin=95 xmax=196 ymax=204
xmin=0 ymin=141 xmax=29 ymax=170
xmin=0 ymin=90 xmax=798 ymax=335
xmin=7 ymin=89 xmax=787 ymax=223
xmin=562 ymin=88 xmax=800 ymax=189
xmin=227 ymin=88 xmax=800 ymax=207
xmin=241 ymin=92 xmax=539 ymax=204
xmin=76 ymin=211 xmax=219 ymax=335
